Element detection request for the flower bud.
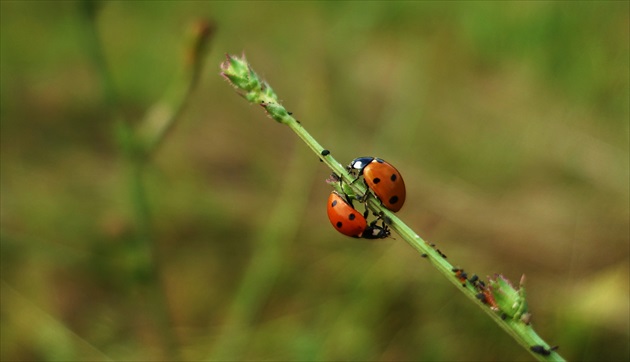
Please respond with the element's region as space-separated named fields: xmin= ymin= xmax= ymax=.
xmin=488 ymin=274 xmax=529 ymax=322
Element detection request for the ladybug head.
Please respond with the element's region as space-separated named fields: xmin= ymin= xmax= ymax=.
xmin=361 ymin=222 xmax=390 ymax=240
xmin=347 ymin=157 xmax=375 ymax=175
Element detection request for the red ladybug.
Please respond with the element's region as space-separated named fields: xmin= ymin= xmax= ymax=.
xmin=326 ymin=191 xmax=389 ymax=239
xmin=348 ymin=157 xmax=406 ymax=212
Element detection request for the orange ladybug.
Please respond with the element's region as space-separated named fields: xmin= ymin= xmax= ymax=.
xmin=326 ymin=191 xmax=389 ymax=239
xmin=348 ymin=157 xmax=406 ymax=212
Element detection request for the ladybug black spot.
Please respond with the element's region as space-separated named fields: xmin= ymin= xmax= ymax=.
xmin=336 ymin=221 xmax=343 ymax=228
xmin=331 ymin=200 xmax=338 ymax=207
xmin=348 ymin=213 xmax=356 ymax=220
xmin=390 ymin=174 xmax=397 ymax=182
xmin=389 ymin=196 xmax=399 ymax=204
xmin=372 ymin=177 xmax=381 ymax=184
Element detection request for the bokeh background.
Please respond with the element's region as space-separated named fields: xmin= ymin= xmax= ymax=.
xmin=1 ymin=1 xmax=628 ymax=361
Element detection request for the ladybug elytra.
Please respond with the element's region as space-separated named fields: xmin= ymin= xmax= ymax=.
xmin=326 ymin=191 xmax=389 ymax=239
xmin=348 ymin=157 xmax=406 ymax=212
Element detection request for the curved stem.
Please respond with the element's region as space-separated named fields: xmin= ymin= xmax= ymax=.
xmin=80 ymin=4 xmax=213 ymax=359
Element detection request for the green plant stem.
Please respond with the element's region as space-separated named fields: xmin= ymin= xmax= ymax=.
xmin=2 ymin=281 xmax=113 ymax=361
xmin=138 ymin=20 xmax=215 ymax=157
xmin=79 ymin=3 xmax=202 ymax=359
xmin=220 ymin=54 xmax=565 ymax=362
xmin=209 ymin=145 xmax=318 ymax=360
xmin=382 ymin=202 xmax=556 ymax=357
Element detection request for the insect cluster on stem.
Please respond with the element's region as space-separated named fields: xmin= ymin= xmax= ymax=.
xmin=325 ymin=157 xmax=406 ymax=240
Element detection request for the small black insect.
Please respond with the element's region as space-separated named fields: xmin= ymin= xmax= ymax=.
xmin=530 ymin=345 xmax=558 ymax=356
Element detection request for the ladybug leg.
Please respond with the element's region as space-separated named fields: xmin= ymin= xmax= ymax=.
xmin=376 ymin=214 xmax=388 ymax=231
xmin=330 ymin=174 xmax=358 ymax=207
xmin=339 ymin=173 xmax=371 ymax=204
xmin=357 ymin=201 xmax=390 ymax=240
xmin=365 ymin=209 xmax=391 ymax=232
xmin=354 ymin=180 xmax=371 ymax=203
xmin=375 ymin=213 xmax=391 ymax=238
xmin=372 ymin=211 xmax=392 ymax=226
xmin=346 ymin=165 xmax=361 ymax=184
xmin=339 ymin=190 xmax=355 ymax=208
xmin=362 ymin=202 xmax=370 ymax=219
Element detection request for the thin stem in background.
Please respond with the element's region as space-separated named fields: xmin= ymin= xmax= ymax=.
xmin=209 ymin=145 xmax=319 ymax=360
xmin=2 ymin=281 xmax=114 ymax=361
xmin=79 ymin=2 xmax=214 ymax=359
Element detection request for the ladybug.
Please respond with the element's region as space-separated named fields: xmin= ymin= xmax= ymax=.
xmin=326 ymin=191 xmax=389 ymax=239
xmin=347 ymin=157 xmax=406 ymax=212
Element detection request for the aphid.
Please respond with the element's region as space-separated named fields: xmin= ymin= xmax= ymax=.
xmin=453 ymin=269 xmax=468 ymax=286
xmin=468 ymin=274 xmax=479 ymax=286
xmin=530 ymin=345 xmax=558 ymax=356
xmin=477 ymin=288 xmax=499 ymax=310
xmin=476 ymin=292 xmax=487 ymax=303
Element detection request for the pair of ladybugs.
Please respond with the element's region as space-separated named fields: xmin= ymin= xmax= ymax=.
xmin=327 ymin=157 xmax=406 ymax=239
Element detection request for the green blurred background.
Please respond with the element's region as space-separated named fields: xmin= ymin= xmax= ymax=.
xmin=1 ymin=1 xmax=628 ymax=361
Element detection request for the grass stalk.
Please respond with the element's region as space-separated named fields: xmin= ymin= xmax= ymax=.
xmin=209 ymin=145 xmax=318 ymax=360
xmin=137 ymin=20 xmax=215 ymax=157
xmin=79 ymin=2 xmax=214 ymax=359
xmin=80 ymin=7 xmax=178 ymax=358
xmin=220 ymin=54 xmax=565 ymax=361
